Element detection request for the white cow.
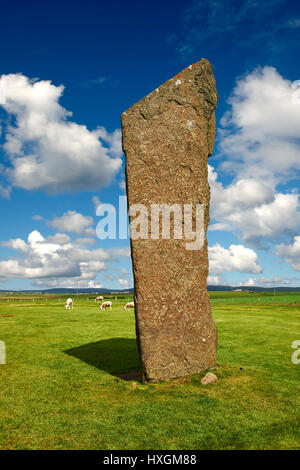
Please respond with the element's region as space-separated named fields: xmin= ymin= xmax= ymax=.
xmin=95 ymin=296 xmax=104 ymax=303
xmin=99 ymin=301 xmax=112 ymax=311
xmin=65 ymin=298 xmax=73 ymax=310
xmin=124 ymin=302 xmax=134 ymax=310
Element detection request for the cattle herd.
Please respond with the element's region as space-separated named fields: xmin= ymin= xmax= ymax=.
xmin=65 ymin=297 xmax=134 ymax=311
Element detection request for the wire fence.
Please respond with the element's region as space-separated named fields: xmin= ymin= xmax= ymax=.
xmin=0 ymin=293 xmax=299 ymax=306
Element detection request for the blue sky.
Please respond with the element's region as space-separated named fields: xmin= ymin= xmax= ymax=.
xmin=0 ymin=0 xmax=299 ymax=290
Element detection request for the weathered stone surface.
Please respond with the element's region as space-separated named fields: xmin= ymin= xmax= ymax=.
xmin=201 ymin=372 xmax=218 ymax=385
xmin=121 ymin=59 xmax=218 ymax=383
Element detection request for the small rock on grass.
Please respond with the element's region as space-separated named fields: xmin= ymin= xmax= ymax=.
xmin=201 ymin=372 xmax=218 ymax=385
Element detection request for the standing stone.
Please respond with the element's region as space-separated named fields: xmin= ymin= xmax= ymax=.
xmin=121 ymin=59 xmax=218 ymax=383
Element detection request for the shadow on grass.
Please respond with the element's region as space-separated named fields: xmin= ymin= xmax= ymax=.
xmin=64 ymin=337 xmax=141 ymax=381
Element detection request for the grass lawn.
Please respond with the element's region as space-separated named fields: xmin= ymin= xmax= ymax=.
xmin=0 ymin=295 xmax=299 ymax=450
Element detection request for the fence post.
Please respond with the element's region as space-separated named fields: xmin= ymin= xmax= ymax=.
xmin=0 ymin=341 xmax=5 ymax=365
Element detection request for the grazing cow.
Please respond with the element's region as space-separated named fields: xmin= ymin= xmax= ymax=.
xmin=65 ymin=298 xmax=73 ymax=310
xmin=124 ymin=302 xmax=134 ymax=310
xmin=95 ymin=296 xmax=104 ymax=303
xmin=99 ymin=301 xmax=112 ymax=311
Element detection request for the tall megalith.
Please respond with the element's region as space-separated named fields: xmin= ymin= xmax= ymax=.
xmin=121 ymin=59 xmax=218 ymax=383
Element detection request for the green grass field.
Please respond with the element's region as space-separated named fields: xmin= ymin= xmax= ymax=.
xmin=0 ymin=293 xmax=299 ymax=450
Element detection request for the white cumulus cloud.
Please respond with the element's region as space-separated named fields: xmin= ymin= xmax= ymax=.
xmin=243 ymin=276 xmax=297 ymax=287
xmin=0 ymin=73 xmax=122 ymax=194
xmin=219 ymin=66 xmax=300 ymax=183
xmin=210 ymin=67 xmax=300 ymax=248
xmin=0 ymin=229 xmax=127 ymax=282
xmin=208 ymin=165 xmax=300 ymax=246
xmin=118 ymin=278 xmax=130 ymax=289
xmin=47 ymin=210 xmax=94 ymax=236
xmin=207 ymin=275 xmax=225 ymax=285
xmin=276 ymin=236 xmax=300 ymax=271
xmin=208 ymin=243 xmax=262 ymax=274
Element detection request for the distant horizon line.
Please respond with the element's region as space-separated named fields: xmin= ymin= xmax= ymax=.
xmin=0 ymin=285 xmax=300 ymax=293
